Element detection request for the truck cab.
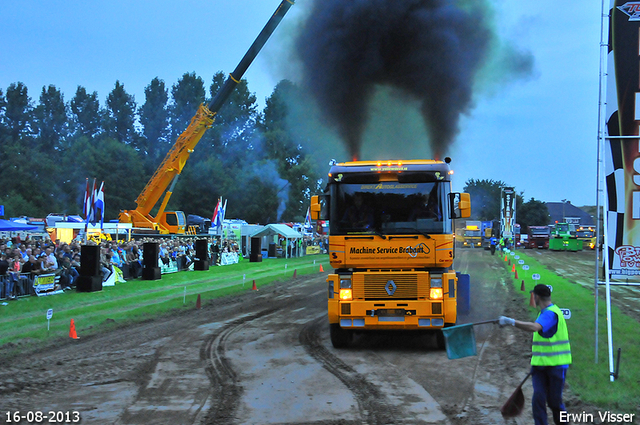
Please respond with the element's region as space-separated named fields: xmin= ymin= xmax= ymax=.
xmin=311 ymin=159 xmax=471 ymax=348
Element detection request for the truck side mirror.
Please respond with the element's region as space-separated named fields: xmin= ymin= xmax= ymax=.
xmin=450 ymin=193 xmax=471 ymax=219
xmin=310 ymin=195 xmax=321 ymax=220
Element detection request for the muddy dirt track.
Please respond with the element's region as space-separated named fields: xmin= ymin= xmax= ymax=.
xmin=0 ymin=250 xmax=606 ymax=424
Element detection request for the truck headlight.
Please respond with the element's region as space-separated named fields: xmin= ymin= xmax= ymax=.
xmin=339 ymin=288 xmax=353 ymax=300
xmin=340 ymin=279 xmax=352 ymax=289
xmin=430 ymin=288 xmax=443 ymax=299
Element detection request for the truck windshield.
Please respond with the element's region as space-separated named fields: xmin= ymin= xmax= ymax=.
xmin=330 ymin=182 xmax=450 ymax=235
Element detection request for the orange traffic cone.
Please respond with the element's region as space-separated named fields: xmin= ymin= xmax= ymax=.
xmin=319 ymin=264 xmax=324 ymax=273
xmin=69 ymin=319 xmax=79 ymax=339
xmin=512 ymin=264 xmax=516 ymax=273
xmin=514 ymin=270 xmax=518 ymax=279
xmin=520 ymin=280 xmax=525 ymax=291
xmin=252 ymin=280 xmax=258 ymax=291
xmin=529 ymin=292 xmax=536 ymax=307
xmin=196 ymin=294 xmax=201 ymax=310
xmin=504 ymin=255 xmax=508 ymax=262
xmin=293 ymin=269 xmax=297 ymax=278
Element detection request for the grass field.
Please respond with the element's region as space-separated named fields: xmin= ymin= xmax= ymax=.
xmin=500 ymin=249 xmax=640 ymax=410
xmin=0 ymin=255 xmax=330 ymax=354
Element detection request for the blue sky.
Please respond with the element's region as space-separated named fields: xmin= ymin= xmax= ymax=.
xmin=0 ymin=1 xmax=604 ymax=206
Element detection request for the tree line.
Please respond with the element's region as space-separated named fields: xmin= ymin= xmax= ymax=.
xmin=0 ymin=74 xmax=322 ymax=224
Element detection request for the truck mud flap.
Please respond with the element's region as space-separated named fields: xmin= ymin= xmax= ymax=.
xmin=456 ymin=272 xmax=471 ymax=315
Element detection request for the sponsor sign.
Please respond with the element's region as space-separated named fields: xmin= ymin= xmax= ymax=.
xmin=605 ymin=1 xmax=640 ymax=278
xmin=33 ymin=274 xmax=63 ymax=297
xmin=515 ymin=255 xmax=520 ymax=259
xmin=220 ymin=252 xmax=239 ymax=266
xmin=547 ymin=285 xmax=553 ymax=293
xmin=346 ymin=241 xmax=436 ymax=264
xmin=518 ymin=260 xmax=525 ymax=265
xmin=532 ymin=273 xmax=541 ymax=280
xmin=501 ymin=187 xmax=516 ymax=239
xmin=306 ymin=245 xmax=321 ymax=255
xmin=522 ymin=265 xmax=530 ymax=270
xmin=46 ymin=309 xmax=53 ymax=320
xmin=561 ymin=308 xmax=571 ymax=319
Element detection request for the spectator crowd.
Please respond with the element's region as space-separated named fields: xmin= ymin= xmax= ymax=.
xmin=1 ymin=233 xmax=328 ymax=301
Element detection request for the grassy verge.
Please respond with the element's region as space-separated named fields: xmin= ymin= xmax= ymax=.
xmin=499 ymin=250 xmax=639 ymax=410
xmin=0 ymin=255 xmax=330 ymax=352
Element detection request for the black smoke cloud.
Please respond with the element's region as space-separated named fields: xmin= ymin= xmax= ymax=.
xmin=294 ymin=0 xmax=496 ymax=160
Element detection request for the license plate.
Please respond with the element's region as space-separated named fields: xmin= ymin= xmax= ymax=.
xmin=377 ymin=309 xmax=405 ymax=316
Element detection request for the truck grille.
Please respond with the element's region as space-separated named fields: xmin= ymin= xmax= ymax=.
xmin=352 ymin=273 xmax=428 ymax=300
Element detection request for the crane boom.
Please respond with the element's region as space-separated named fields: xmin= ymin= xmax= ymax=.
xmin=119 ymin=0 xmax=294 ymax=233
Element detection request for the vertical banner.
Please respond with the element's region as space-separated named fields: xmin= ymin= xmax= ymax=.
xmin=605 ymin=1 xmax=640 ymax=277
xmin=501 ymin=187 xmax=516 ymax=239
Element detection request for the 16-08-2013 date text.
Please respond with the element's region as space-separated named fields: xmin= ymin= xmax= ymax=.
xmin=4 ymin=411 xmax=80 ymax=423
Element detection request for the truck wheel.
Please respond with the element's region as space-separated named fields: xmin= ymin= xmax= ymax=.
xmin=330 ymin=323 xmax=352 ymax=348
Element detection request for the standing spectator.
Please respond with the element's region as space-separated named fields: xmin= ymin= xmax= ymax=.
xmin=1 ymin=255 xmax=17 ymax=300
xmin=126 ymin=245 xmax=142 ymax=278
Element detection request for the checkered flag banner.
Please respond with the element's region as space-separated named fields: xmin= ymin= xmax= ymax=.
xmin=605 ymin=0 xmax=640 ymax=277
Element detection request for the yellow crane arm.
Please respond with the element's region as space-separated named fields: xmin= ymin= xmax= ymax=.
xmin=119 ymin=0 xmax=294 ymax=233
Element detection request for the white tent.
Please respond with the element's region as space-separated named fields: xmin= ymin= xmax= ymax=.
xmin=250 ymin=224 xmax=303 ymax=258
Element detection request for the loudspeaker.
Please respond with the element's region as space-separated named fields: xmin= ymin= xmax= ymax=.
xmin=76 ymin=275 xmax=102 ymax=292
xmin=142 ymin=242 xmax=161 ymax=280
xmin=251 ymin=237 xmax=261 ymax=255
xmin=80 ymin=245 xmax=100 ymax=276
xmin=195 ymin=239 xmax=209 ymax=261
xmin=194 ymin=260 xmax=209 ymax=270
xmin=194 ymin=239 xmax=209 ymax=270
xmin=142 ymin=267 xmax=161 ymax=280
xmin=143 ymin=242 xmax=159 ymax=268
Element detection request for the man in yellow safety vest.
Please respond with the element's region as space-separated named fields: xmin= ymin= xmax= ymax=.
xmin=499 ymin=284 xmax=571 ymax=425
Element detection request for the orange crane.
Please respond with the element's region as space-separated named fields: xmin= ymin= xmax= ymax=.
xmin=119 ymin=0 xmax=294 ymax=234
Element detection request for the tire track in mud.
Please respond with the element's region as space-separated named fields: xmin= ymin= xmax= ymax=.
xmin=299 ymin=316 xmax=401 ymax=425
xmin=201 ymin=308 xmax=279 ymax=425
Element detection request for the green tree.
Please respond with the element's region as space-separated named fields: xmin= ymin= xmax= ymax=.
xmin=64 ymin=135 xmax=146 ymax=218
xmin=202 ymin=72 xmax=259 ymax=163
xmin=518 ymin=198 xmax=550 ymax=232
xmin=169 ymin=72 xmax=205 ymax=144
xmin=3 ymin=82 xmax=33 ymax=144
xmin=0 ymin=88 xmax=7 ymax=140
xmin=463 ymin=179 xmax=504 ymax=220
xmin=105 ymin=80 xmax=137 ymax=145
xmin=70 ymin=86 xmax=101 ymax=139
xmin=259 ymin=80 xmax=323 ymax=221
xmin=33 ymin=85 xmax=69 ymax=153
xmin=139 ymin=77 xmax=170 ymax=171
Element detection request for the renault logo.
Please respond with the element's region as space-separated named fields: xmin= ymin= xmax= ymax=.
xmin=385 ymin=280 xmax=397 ymax=296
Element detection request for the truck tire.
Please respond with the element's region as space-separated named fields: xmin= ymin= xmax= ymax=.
xmin=330 ymin=323 xmax=352 ymax=348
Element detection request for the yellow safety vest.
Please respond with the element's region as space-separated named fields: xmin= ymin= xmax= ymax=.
xmin=531 ymin=304 xmax=572 ymax=366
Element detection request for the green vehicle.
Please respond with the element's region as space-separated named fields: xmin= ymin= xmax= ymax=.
xmin=549 ymin=222 xmax=583 ymax=251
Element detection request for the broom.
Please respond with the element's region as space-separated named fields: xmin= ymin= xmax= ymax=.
xmin=500 ymin=372 xmax=532 ymax=417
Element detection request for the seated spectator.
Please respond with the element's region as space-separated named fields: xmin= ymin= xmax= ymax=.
xmin=100 ymin=249 xmax=113 ymax=282
xmin=41 ymin=247 xmax=58 ymax=274
xmin=57 ymin=256 xmax=79 ymax=290
xmin=20 ymin=254 xmax=43 ymax=278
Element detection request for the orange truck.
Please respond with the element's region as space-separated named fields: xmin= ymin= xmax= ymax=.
xmin=310 ymin=159 xmax=471 ymax=348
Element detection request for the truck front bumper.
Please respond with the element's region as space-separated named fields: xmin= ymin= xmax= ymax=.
xmin=329 ymin=299 xmax=453 ymax=330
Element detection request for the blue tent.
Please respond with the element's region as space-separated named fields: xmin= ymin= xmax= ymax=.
xmin=0 ymin=219 xmax=39 ymax=231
